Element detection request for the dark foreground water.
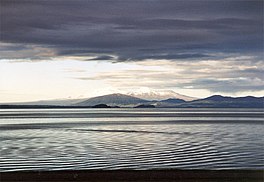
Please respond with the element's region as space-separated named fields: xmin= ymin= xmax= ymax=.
xmin=0 ymin=108 xmax=263 ymax=172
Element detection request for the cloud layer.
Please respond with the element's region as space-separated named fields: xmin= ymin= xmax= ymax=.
xmin=76 ymin=59 xmax=264 ymax=93
xmin=1 ymin=0 xmax=263 ymax=61
xmin=0 ymin=0 xmax=263 ymax=96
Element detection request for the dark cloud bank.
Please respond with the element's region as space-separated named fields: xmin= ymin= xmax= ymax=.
xmin=0 ymin=0 xmax=263 ymax=94
xmin=1 ymin=0 xmax=263 ymax=61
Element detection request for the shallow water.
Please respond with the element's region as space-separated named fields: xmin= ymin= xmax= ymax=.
xmin=0 ymin=108 xmax=263 ymax=171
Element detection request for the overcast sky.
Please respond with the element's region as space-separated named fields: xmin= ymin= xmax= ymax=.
xmin=0 ymin=0 xmax=263 ymax=102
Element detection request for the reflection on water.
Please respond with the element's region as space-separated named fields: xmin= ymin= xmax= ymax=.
xmin=0 ymin=108 xmax=263 ymax=171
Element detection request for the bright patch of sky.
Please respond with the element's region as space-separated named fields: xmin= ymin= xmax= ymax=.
xmin=1 ymin=57 xmax=263 ymax=102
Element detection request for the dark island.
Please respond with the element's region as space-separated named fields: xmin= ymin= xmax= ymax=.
xmin=91 ymin=104 xmax=111 ymax=108
xmin=134 ymin=104 xmax=155 ymax=108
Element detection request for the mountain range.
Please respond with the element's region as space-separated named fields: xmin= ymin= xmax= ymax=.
xmin=2 ymin=89 xmax=194 ymax=106
xmin=1 ymin=93 xmax=263 ymax=108
xmin=74 ymin=94 xmax=263 ymax=108
xmin=182 ymin=95 xmax=264 ymax=108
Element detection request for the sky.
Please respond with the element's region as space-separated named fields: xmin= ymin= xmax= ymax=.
xmin=0 ymin=0 xmax=263 ymax=102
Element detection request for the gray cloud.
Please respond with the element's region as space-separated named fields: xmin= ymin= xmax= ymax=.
xmin=1 ymin=0 xmax=263 ymax=61
xmin=74 ymin=59 xmax=264 ymax=93
xmin=1 ymin=0 xmax=263 ymax=95
xmin=180 ymin=78 xmax=264 ymax=92
xmin=88 ymin=55 xmax=115 ymax=61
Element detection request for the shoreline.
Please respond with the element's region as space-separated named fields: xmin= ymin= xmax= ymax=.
xmin=1 ymin=169 xmax=263 ymax=182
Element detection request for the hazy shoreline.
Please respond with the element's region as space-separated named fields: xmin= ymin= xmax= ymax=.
xmin=1 ymin=105 xmax=264 ymax=109
xmin=1 ymin=94 xmax=264 ymax=109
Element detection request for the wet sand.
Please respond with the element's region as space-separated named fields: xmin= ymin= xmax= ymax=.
xmin=1 ymin=169 xmax=263 ymax=182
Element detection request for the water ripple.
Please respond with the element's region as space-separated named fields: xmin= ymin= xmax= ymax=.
xmin=0 ymin=108 xmax=263 ymax=172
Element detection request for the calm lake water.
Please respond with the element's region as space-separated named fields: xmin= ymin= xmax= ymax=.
xmin=0 ymin=108 xmax=263 ymax=171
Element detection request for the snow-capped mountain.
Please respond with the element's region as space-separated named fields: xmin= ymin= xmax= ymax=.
xmin=127 ymin=88 xmax=197 ymax=101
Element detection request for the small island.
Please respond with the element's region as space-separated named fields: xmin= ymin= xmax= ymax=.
xmin=134 ymin=104 xmax=155 ymax=108
xmin=91 ymin=104 xmax=111 ymax=108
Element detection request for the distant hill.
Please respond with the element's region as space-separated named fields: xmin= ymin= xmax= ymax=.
xmin=153 ymin=98 xmax=186 ymax=108
xmin=178 ymin=95 xmax=264 ymax=108
xmin=160 ymin=98 xmax=186 ymax=104
xmin=74 ymin=93 xmax=149 ymax=107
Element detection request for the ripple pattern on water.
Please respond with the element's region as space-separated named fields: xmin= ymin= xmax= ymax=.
xmin=0 ymin=108 xmax=263 ymax=171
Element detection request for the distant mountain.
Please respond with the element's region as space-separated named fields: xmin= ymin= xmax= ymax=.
xmin=74 ymin=93 xmax=149 ymax=107
xmin=201 ymin=95 xmax=262 ymax=102
xmin=160 ymin=98 xmax=186 ymax=103
xmin=127 ymin=89 xmax=196 ymax=101
xmin=153 ymin=98 xmax=186 ymax=108
xmin=179 ymin=95 xmax=264 ymax=108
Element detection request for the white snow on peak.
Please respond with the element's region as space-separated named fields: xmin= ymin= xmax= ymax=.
xmin=127 ymin=88 xmax=197 ymax=101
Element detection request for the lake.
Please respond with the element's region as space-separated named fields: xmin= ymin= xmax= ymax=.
xmin=0 ymin=108 xmax=263 ymax=172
